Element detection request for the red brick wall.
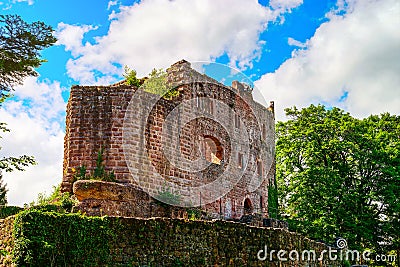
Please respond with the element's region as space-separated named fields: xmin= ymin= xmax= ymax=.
xmin=62 ymin=85 xmax=136 ymax=192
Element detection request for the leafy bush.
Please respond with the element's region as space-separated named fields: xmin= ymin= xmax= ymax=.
xmin=91 ymin=148 xmax=115 ymax=182
xmin=142 ymin=68 xmax=180 ymax=100
xmin=123 ymin=65 xmax=142 ymax=87
xmin=28 ymin=184 xmax=77 ymax=213
xmin=73 ymin=148 xmax=116 ymax=183
xmin=0 ymin=205 xmax=23 ymax=219
xmin=186 ymin=208 xmax=202 ymax=220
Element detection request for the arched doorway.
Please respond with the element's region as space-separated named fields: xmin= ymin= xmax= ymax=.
xmin=243 ymin=198 xmax=253 ymax=215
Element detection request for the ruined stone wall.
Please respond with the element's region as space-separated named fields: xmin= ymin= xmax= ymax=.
xmin=4 ymin=210 xmax=340 ymax=267
xmin=0 ymin=216 xmax=15 ymax=267
xmin=63 ymin=60 xmax=275 ymax=219
xmin=62 ymin=84 xmax=136 ymax=192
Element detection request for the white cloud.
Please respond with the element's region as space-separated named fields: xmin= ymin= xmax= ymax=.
xmin=56 ymin=0 xmax=302 ymax=84
xmin=11 ymin=0 xmax=34 ymax=5
xmin=1 ymin=0 xmax=34 ymax=9
xmin=55 ymin=23 xmax=98 ymax=58
xmin=107 ymin=0 xmax=118 ymax=10
xmin=269 ymin=0 xmax=303 ymax=12
xmin=0 ymin=77 xmax=66 ymax=205
xmin=255 ymin=0 xmax=400 ymax=120
xmin=287 ymin=37 xmax=306 ymax=48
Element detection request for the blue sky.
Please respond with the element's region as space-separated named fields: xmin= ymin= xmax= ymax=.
xmin=2 ymin=0 xmax=337 ymax=93
xmin=1 ymin=0 xmax=399 ymax=205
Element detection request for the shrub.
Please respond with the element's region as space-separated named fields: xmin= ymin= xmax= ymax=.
xmin=123 ymin=66 xmax=141 ymax=87
xmin=73 ymin=147 xmax=116 ymax=183
xmin=0 ymin=205 xmax=23 ymax=219
xmin=142 ymin=68 xmax=180 ymax=100
xmin=28 ymin=184 xmax=77 ymax=213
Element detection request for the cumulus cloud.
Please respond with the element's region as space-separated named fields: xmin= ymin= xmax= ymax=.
xmin=55 ymin=0 xmax=303 ymax=84
xmin=0 ymin=77 xmax=66 ymax=205
xmin=55 ymin=23 xmax=98 ymax=57
xmin=255 ymin=0 xmax=400 ymax=120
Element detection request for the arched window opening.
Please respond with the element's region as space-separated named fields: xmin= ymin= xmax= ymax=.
xmin=201 ymin=135 xmax=223 ymax=165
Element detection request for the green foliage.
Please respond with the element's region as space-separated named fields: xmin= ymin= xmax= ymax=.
xmin=0 ymin=14 xmax=53 ymax=202
xmin=156 ymin=184 xmax=181 ymax=206
xmin=276 ymin=104 xmax=400 ymax=254
xmin=123 ymin=65 xmax=141 ymax=87
xmin=73 ymin=148 xmax=116 ymax=182
xmin=7 ymin=209 xmax=342 ymax=266
xmin=29 ymin=184 xmax=77 ymax=212
xmin=142 ymin=68 xmax=179 ymax=100
xmin=12 ymin=210 xmax=114 ymax=266
xmin=0 ymin=170 xmax=7 ymax=205
xmin=73 ymin=164 xmax=87 ymax=181
xmin=186 ymin=208 xmax=202 ymax=220
xmin=0 ymin=14 xmax=56 ymax=96
xmin=267 ymin=185 xmax=278 ymax=218
xmin=0 ymin=205 xmax=23 ymax=219
xmin=0 ymin=152 xmax=36 ymax=172
xmin=92 ymin=147 xmax=115 ymax=181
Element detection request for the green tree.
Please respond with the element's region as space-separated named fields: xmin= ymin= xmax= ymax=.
xmin=122 ymin=67 xmax=179 ymax=99
xmin=276 ymin=105 xmax=399 ymax=255
xmin=123 ymin=65 xmax=141 ymax=87
xmin=0 ymin=171 xmax=7 ymax=205
xmin=0 ymin=15 xmax=56 ymax=204
xmin=0 ymin=14 xmax=56 ymax=96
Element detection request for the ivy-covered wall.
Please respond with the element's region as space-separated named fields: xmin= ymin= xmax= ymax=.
xmin=0 ymin=210 xmax=340 ymax=267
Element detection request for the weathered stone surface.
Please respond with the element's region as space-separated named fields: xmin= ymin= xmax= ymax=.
xmin=73 ymin=180 xmax=152 ymax=217
xmin=73 ymin=180 xmax=145 ymax=202
xmin=0 ymin=216 xmax=15 ymax=267
xmin=263 ymin=218 xmax=289 ymax=229
xmin=73 ymin=180 xmax=189 ymax=218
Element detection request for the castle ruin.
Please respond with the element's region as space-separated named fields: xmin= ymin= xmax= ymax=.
xmin=62 ymin=60 xmax=276 ymax=220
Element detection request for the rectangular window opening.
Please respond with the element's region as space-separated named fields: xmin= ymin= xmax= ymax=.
xmin=238 ymin=152 xmax=243 ymax=169
xmin=257 ymin=160 xmax=263 ymax=177
xmin=262 ymin=124 xmax=267 ymax=139
xmin=235 ymin=113 xmax=240 ymax=128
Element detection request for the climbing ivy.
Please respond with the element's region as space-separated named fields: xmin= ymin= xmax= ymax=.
xmin=268 ymin=185 xmax=278 ymax=218
xmin=0 ymin=206 xmax=22 ymax=219
xmin=5 ymin=209 xmax=344 ymax=266
xmin=12 ymin=210 xmax=115 ymax=266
